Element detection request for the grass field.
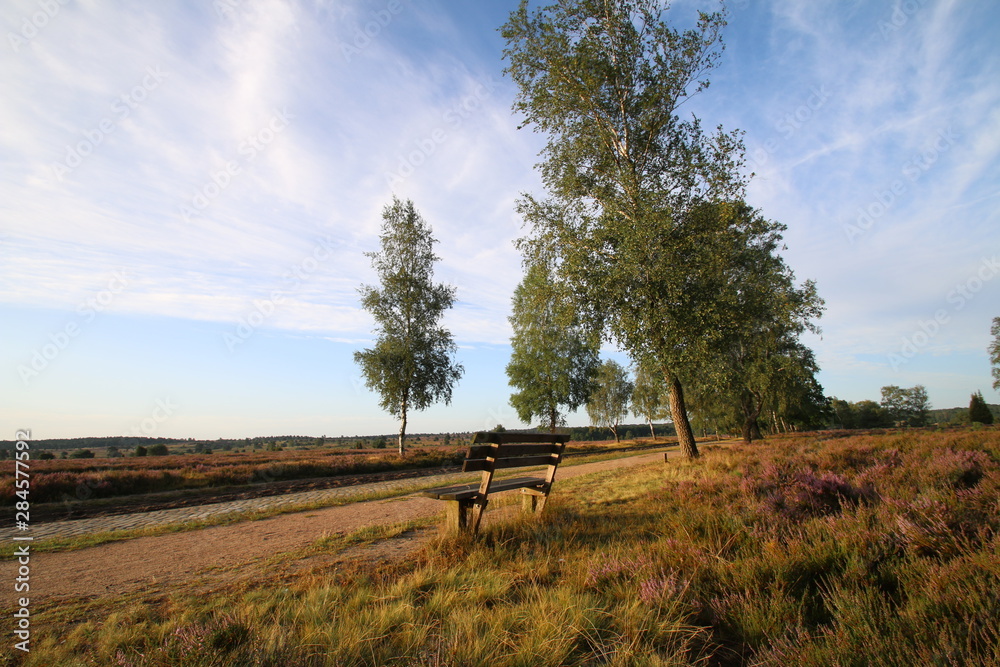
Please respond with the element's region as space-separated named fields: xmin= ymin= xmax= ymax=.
xmin=14 ymin=427 xmax=999 ymax=666
xmin=0 ymin=447 xmax=468 ymax=505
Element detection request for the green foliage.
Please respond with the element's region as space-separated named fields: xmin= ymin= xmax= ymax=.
xmin=506 ymin=259 xmax=600 ymax=432
xmin=69 ymin=448 xmax=95 ymax=459
xmin=880 ymin=385 xmax=930 ymax=427
xmin=831 ymin=398 xmax=889 ymax=429
xmin=504 ymin=0 xmax=746 ymax=459
xmin=354 ymin=197 xmax=464 ymax=454
xmin=148 ymin=443 xmax=170 ymax=456
xmin=969 ymin=391 xmax=994 ymax=424
xmin=990 ymin=316 xmax=1000 ymax=392
xmin=586 ymin=359 xmax=634 ymax=442
xmin=680 ymin=202 xmax=825 ymax=442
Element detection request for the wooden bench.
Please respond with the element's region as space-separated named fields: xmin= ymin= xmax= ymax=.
xmin=420 ymin=431 xmax=570 ymax=534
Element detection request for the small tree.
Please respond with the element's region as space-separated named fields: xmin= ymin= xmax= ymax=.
xmin=880 ymin=385 xmax=929 ymax=427
xmin=904 ymin=385 xmax=930 ymax=427
xmin=134 ymin=445 xmax=147 ymax=457
xmin=969 ymin=390 xmax=994 ymax=424
xmin=507 ymin=259 xmax=600 ymax=432
xmin=148 ymin=443 xmax=169 ymax=456
xmin=990 ymin=316 xmax=1000 ymax=392
xmin=631 ymin=360 xmax=669 ymax=440
xmin=354 ymin=197 xmax=464 ymax=455
xmin=586 ymin=360 xmax=633 ymax=442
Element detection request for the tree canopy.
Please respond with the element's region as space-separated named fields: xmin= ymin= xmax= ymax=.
xmin=969 ymin=391 xmax=994 ymax=425
xmin=507 ymin=259 xmax=600 ymax=432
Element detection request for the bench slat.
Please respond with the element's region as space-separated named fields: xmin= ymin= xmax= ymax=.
xmin=463 ymin=454 xmax=560 ymax=472
xmin=420 ymin=476 xmax=548 ymax=501
xmin=466 ymin=443 xmax=562 ymax=460
xmin=472 ymin=432 xmax=571 ymax=445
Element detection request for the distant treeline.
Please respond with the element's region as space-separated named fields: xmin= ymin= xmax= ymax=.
xmin=0 ymin=433 xmax=459 ymax=452
xmin=564 ymin=423 xmax=677 ymax=441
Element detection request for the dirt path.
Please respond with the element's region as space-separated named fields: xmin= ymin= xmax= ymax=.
xmin=4 ymin=451 xmax=676 ymax=605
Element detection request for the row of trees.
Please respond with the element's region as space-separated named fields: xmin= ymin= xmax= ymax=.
xmin=501 ymin=1 xmax=823 ymax=453
xmin=354 ymin=1 xmax=826 ymax=455
xmin=830 ymin=385 xmax=930 ymax=429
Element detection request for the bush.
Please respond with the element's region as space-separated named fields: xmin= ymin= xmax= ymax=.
xmin=148 ymin=444 xmax=170 ymax=456
xmin=69 ymin=449 xmax=95 ymax=459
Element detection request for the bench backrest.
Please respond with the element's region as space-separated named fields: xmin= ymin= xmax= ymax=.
xmin=464 ymin=431 xmax=570 ymax=486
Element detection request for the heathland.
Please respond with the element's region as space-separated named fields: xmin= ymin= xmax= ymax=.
xmin=7 ymin=426 xmax=998 ymax=666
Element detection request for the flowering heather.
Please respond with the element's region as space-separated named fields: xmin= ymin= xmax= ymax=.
xmin=0 ymin=448 xmax=465 ymax=504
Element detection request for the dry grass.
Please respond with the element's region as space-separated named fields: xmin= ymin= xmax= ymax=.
xmin=12 ymin=427 xmax=999 ymax=666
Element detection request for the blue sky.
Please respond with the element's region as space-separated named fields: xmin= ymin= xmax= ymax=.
xmin=2 ymin=0 xmax=998 ymax=440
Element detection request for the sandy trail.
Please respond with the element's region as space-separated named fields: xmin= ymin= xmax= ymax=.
xmin=4 ymin=451 xmax=674 ymax=604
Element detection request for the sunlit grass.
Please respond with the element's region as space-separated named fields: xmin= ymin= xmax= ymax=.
xmin=13 ymin=427 xmax=998 ymax=666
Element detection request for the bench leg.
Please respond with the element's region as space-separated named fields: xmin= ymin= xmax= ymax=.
xmin=521 ymin=492 xmax=538 ymax=513
xmin=521 ymin=489 xmax=549 ymax=513
xmin=444 ymin=500 xmax=471 ymax=533
xmin=471 ymin=499 xmax=489 ymax=534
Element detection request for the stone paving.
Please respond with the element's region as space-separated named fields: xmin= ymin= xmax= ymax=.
xmin=5 ymin=469 xmax=481 ymax=543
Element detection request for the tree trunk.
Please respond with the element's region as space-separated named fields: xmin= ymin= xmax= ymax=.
xmin=668 ymin=374 xmax=699 ymax=459
xmin=549 ymin=406 xmax=558 ymax=433
xmin=740 ymin=392 xmax=763 ymax=444
xmin=398 ymin=399 xmax=408 ymax=456
xmin=610 ymin=424 xmax=620 ymax=442
xmin=648 ymin=419 xmax=656 ymax=440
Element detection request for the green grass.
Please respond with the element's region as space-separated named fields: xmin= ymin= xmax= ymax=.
xmin=12 ymin=428 xmax=999 ymax=665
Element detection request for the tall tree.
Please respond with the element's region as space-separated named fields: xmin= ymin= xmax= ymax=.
xmin=990 ymin=316 xmax=1000 ymax=392
xmin=507 ymin=259 xmax=601 ymax=432
xmin=586 ymin=359 xmax=633 ymax=442
xmin=968 ymin=391 xmax=994 ymax=425
xmin=354 ymin=197 xmax=464 ymax=455
xmin=503 ymin=0 xmax=746 ymax=458
xmin=631 ymin=359 xmax=669 ymax=440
